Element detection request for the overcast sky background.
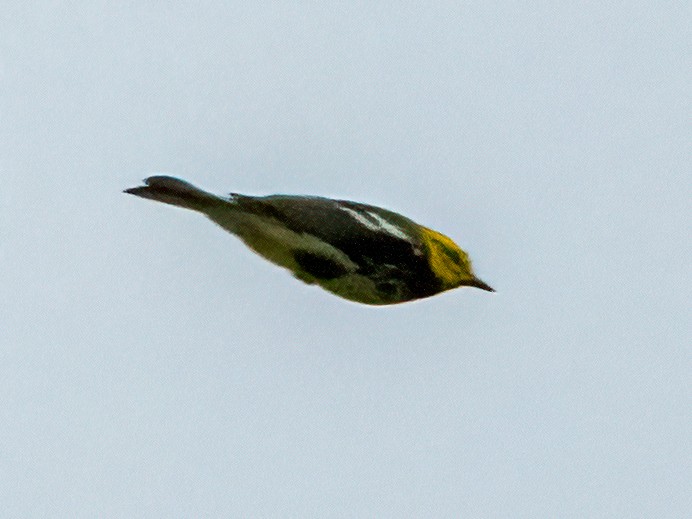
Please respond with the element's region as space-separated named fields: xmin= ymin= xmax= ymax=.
xmin=1 ymin=2 xmax=689 ymax=517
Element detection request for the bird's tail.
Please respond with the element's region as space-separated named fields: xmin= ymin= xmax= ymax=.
xmin=124 ymin=176 xmax=223 ymax=212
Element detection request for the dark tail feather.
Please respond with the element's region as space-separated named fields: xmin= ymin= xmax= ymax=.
xmin=124 ymin=176 xmax=222 ymax=212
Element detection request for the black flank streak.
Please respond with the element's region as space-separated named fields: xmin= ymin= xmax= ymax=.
xmin=293 ymin=251 xmax=350 ymax=280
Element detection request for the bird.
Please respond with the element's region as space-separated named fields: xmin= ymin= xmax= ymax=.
xmin=124 ymin=176 xmax=494 ymax=305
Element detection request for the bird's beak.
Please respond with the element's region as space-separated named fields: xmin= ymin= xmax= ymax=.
xmin=470 ymin=278 xmax=495 ymax=292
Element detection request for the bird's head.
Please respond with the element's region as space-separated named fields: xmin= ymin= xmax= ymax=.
xmin=420 ymin=227 xmax=494 ymax=292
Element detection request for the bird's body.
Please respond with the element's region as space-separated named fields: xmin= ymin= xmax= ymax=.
xmin=125 ymin=176 xmax=493 ymax=304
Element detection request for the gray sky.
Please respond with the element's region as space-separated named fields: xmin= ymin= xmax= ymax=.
xmin=1 ymin=2 xmax=689 ymax=517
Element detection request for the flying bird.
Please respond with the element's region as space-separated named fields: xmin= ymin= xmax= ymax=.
xmin=125 ymin=176 xmax=494 ymax=304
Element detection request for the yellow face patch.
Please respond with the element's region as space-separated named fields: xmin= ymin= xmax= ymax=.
xmin=419 ymin=227 xmax=476 ymax=289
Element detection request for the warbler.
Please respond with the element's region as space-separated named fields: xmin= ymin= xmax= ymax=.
xmin=125 ymin=176 xmax=494 ymax=305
